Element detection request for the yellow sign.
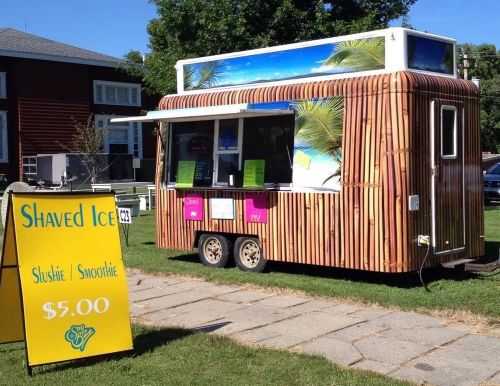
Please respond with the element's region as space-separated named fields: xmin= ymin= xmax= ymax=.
xmin=0 ymin=192 xmax=132 ymax=369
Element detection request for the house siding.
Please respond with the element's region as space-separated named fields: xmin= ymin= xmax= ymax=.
xmin=0 ymin=56 xmax=157 ymax=182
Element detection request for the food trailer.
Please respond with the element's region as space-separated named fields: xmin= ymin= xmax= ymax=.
xmin=113 ymin=27 xmax=484 ymax=273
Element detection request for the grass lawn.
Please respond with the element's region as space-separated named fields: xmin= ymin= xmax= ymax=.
xmin=0 ymin=325 xmax=410 ymax=386
xmin=122 ymin=206 xmax=500 ymax=323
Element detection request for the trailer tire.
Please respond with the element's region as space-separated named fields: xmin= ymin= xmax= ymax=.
xmin=198 ymin=234 xmax=232 ymax=268
xmin=234 ymin=237 xmax=267 ymax=272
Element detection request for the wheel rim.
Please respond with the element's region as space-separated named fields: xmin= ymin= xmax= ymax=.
xmin=203 ymin=237 xmax=222 ymax=264
xmin=239 ymin=239 xmax=261 ymax=268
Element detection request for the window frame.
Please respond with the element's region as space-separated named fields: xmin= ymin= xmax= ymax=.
xmin=440 ymin=105 xmax=457 ymax=159
xmin=166 ymin=115 xmax=294 ymax=188
xmin=0 ymin=72 xmax=6 ymax=99
xmin=95 ymin=115 xmax=143 ymax=158
xmin=0 ymin=111 xmax=8 ymax=163
xmin=93 ymin=80 xmax=141 ymax=107
xmin=213 ymin=118 xmax=243 ymax=185
xmin=22 ymin=156 xmax=37 ymax=179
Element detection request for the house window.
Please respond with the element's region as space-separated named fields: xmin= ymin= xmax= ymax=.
xmin=0 ymin=111 xmax=8 ymax=162
xmin=22 ymin=156 xmax=37 ymax=179
xmin=95 ymin=115 xmax=142 ymax=158
xmin=93 ymin=81 xmax=141 ymax=106
xmin=0 ymin=73 xmax=6 ymax=99
xmin=166 ymin=114 xmax=294 ymax=186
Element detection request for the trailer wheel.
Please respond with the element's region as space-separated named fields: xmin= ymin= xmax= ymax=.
xmin=198 ymin=234 xmax=231 ymax=268
xmin=234 ymin=237 xmax=267 ymax=272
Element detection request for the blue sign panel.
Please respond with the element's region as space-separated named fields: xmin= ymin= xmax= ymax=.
xmin=183 ymin=37 xmax=385 ymax=91
xmin=407 ymin=35 xmax=454 ymax=75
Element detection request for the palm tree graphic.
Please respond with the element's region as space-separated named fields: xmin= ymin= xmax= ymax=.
xmin=324 ymin=37 xmax=385 ymax=71
xmin=186 ymin=60 xmax=222 ymax=90
xmin=294 ymin=97 xmax=344 ymax=186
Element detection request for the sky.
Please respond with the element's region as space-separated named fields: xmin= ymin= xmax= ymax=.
xmin=0 ymin=0 xmax=498 ymax=59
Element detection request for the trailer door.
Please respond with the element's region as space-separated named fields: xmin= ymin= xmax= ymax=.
xmin=430 ymin=100 xmax=465 ymax=255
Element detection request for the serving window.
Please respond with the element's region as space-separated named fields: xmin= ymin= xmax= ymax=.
xmin=169 ymin=120 xmax=214 ymax=186
xmin=166 ymin=114 xmax=294 ymax=187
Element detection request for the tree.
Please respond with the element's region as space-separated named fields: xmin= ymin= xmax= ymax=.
xmin=458 ymin=44 xmax=500 ymax=152
xmin=64 ymin=115 xmax=109 ymax=184
xmin=129 ymin=0 xmax=416 ymax=95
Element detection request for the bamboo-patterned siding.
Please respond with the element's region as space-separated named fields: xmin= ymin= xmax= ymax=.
xmin=154 ymin=71 xmax=483 ymax=273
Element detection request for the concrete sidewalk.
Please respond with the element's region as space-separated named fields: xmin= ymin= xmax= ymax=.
xmin=127 ymin=270 xmax=500 ymax=386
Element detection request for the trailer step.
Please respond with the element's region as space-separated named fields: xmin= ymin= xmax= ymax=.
xmin=464 ymin=260 xmax=500 ymax=272
xmin=441 ymin=259 xmax=475 ymax=269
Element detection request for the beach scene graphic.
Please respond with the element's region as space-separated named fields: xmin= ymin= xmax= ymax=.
xmin=292 ymin=97 xmax=344 ymax=191
xmin=184 ymin=37 xmax=385 ymax=90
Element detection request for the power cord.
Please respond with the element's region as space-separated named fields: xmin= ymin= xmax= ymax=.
xmin=418 ymin=236 xmax=431 ymax=291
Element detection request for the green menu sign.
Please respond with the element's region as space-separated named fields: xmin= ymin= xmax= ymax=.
xmin=176 ymin=161 xmax=196 ymax=188
xmin=243 ymin=160 xmax=265 ymax=188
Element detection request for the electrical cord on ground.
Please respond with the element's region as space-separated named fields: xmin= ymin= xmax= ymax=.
xmin=419 ymin=242 xmax=431 ymax=291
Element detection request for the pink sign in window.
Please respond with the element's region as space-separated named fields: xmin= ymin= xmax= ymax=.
xmin=184 ymin=193 xmax=203 ymax=221
xmin=245 ymin=193 xmax=267 ymax=223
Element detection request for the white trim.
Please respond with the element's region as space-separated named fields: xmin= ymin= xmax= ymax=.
xmin=213 ymin=118 xmax=242 ymax=185
xmin=93 ymin=80 xmax=141 ymax=107
xmin=434 ymin=247 xmax=466 ymax=256
xmin=212 ymin=120 xmax=219 ymax=184
xmin=177 ymin=27 xmax=456 ymax=66
xmin=440 ymin=105 xmax=457 ymax=159
xmin=462 ymin=107 xmax=466 ymax=246
xmin=430 ymin=101 xmax=436 ymax=250
xmin=0 ymin=50 xmax=119 ymax=68
xmin=0 ymin=72 xmax=6 ymax=98
xmin=0 ymin=111 xmax=8 ymax=162
xmin=110 ymin=104 xmax=294 ymax=123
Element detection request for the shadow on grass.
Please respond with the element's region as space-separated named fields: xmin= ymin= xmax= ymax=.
xmin=36 ymin=327 xmax=193 ymax=375
xmin=168 ymin=250 xmax=493 ymax=289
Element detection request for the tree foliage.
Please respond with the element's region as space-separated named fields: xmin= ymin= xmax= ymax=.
xmin=63 ymin=115 xmax=109 ymax=184
xmin=129 ymin=0 xmax=416 ymax=95
xmin=459 ymin=43 xmax=500 ymax=152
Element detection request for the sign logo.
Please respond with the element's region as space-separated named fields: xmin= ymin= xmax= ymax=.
xmin=65 ymin=324 xmax=96 ymax=352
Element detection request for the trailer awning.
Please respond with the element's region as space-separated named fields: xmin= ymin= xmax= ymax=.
xmin=110 ymin=103 xmax=294 ymax=124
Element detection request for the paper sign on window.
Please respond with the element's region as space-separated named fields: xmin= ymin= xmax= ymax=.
xmin=243 ymin=160 xmax=265 ymax=188
xmin=184 ymin=193 xmax=203 ymax=221
xmin=176 ymin=160 xmax=196 ymax=187
xmin=245 ymin=193 xmax=267 ymax=223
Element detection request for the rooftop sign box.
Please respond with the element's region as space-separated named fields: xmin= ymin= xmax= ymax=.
xmin=176 ymin=27 xmax=456 ymax=94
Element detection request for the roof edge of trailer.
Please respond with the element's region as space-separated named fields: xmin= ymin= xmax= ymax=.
xmin=158 ymin=71 xmax=480 ymax=111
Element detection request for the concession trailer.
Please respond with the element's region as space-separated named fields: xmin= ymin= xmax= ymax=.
xmin=112 ymin=27 xmax=484 ymax=273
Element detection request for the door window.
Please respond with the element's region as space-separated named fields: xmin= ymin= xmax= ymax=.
xmin=441 ymin=106 xmax=457 ymax=159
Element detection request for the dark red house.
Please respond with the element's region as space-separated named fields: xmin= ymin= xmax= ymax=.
xmin=0 ymin=28 xmax=157 ymax=184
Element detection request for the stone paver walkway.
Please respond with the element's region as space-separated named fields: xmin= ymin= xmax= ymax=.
xmin=127 ymin=270 xmax=500 ymax=386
